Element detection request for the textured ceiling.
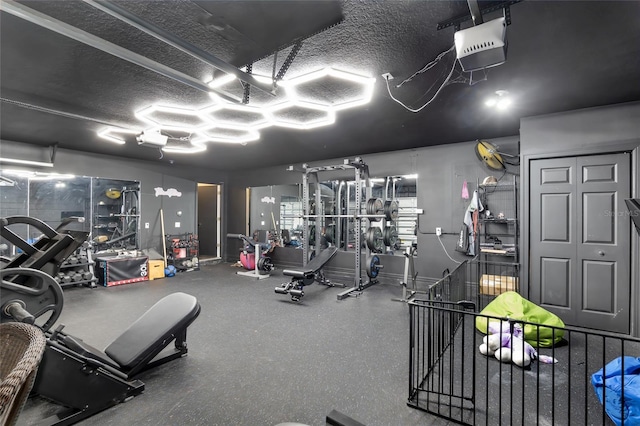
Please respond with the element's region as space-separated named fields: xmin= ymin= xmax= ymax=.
xmin=1 ymin=0 xmax=639 ymax=171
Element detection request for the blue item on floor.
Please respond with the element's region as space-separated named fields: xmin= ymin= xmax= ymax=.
xmin=591 ymin=356 xmax=640 ymax=426
xmin=164 ymin=265 xmax=177 ymax=277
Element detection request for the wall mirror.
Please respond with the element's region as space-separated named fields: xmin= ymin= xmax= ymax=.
xmin=0 ymin=169 xmax=140 ymax=255
xmin=248 ymin=174 xmax=417 ymax=254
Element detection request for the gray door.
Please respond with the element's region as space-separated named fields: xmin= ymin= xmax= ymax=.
xmin=530 ymin=152 xmax=631 ymax=333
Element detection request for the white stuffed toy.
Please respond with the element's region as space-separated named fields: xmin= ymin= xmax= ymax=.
xmin=479 ymin=321 xmax=557 ymax=367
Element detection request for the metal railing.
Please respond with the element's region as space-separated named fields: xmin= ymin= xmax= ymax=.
xmin=409 ymin=299 xmax=640 ymax=425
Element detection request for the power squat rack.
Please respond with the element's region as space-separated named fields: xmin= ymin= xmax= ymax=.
xmin=286 ymin=158 xmax=390 ymax=300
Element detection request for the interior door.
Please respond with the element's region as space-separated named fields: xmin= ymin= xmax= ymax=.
xmin=197 ymin=184 xmax=218 ymax=257
xmin=530 ymin=152 xmax=631 ymax=333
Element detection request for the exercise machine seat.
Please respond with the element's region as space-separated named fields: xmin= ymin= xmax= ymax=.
xmin=283 ymin=246 xmax=338 ymax=278
xmin=105 ymin=292 xmax=200 ymax=371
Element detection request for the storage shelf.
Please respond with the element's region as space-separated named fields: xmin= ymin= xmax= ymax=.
xmin=478 ymin=176 xmax=519 ymax=265
xmin=480 ymin=218 xmax=517 ymax=224
xmin=60 ymin=279 xmax=97 ymax=287
xmin=60 ymin=262 xmax=95 ymax=269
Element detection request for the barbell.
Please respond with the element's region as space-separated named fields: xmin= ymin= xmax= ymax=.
xmin=284 ymin=198 xmax=402 ymax=222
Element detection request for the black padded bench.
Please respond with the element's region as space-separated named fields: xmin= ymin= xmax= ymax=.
xmin=33 ymin=292 xmax=201 ymax=425
xmin=106 ymin=291 xmax=201 ymax=377
xmin=276 ymin=246 xmax=339 ymax=301
xmin=52 ymin=292 xmax=201 ymax=379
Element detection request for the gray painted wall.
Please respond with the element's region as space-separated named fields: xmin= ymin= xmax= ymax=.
xmin=227 ymin=136 xmax=521 ymax=284
xmin=520 ymin=101 xmax=640 ymax=335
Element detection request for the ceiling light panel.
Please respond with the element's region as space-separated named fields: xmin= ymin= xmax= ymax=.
xmin=282 ymin=67 xmax=375 ymax=111
xmin=197 ymin=125 xmax=261 ymax=144
xmin=97 ymin=67 xmax=375 ymax=153
xmin=267 ymin=101 xmax=336 ymax=130
xmin=162 ymin=142 xmax=207 ymax=154
xmin=136 ymin=104 xmax=209 ymax=128
xmin=97 ymin=127 xmax=141 ymax=144
xmin=201 ymin=104 xmax=272 ymax=130
xmin=208 ymin=73 xmax=287 ymax=108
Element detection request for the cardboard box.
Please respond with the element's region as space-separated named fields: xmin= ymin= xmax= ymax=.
xmin=148 ymin=260 xmax=165 ymax=280
xmin=480 ymin=274 xmax=518 ymax=296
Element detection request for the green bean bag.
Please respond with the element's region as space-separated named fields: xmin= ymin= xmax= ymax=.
xmin=476 ymin=291 xmax=565 ymax=347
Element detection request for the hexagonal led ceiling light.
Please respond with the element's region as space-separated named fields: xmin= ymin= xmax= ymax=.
xmin=200 ymin=104 xmax=271 ymax=130
xmin=281 ymin=67 xmax=376 ymax=111
xmin=267 ymin=100 xmax=336 ymax=130
xmin=135 ymin=104 xmax=209 ymax=129
xmin=208 ymin=72 xmax=288 ymax=108
xmin=97 ymin=127 xmax=141 ymax=144
xmin=196 ymin=124 xmax=261 ymax=144
xmin=96 ymin=67 xmax=375 ymax=153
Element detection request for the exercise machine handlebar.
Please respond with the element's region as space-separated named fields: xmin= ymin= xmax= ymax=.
xmin=226 ymin=233 xmax=259 ymax=248
xmin=3 ymin=300 xmax=35 ymax=324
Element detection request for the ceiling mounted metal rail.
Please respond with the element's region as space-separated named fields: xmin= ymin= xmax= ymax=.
xmin=467 ymin=0 xmax=484 ymax=26
xmin=436 ymin=0 xmax=522 ymax=31
xmin=84 ymin=0 xmax=276 ymax=96
xmin=0 ymin=0 xmax=241 ymax=103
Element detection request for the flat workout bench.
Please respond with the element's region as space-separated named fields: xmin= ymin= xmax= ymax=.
xmin=275 ymin=246 xmax=340 ymax=301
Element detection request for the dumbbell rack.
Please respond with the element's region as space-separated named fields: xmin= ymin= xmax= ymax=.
xmin=57 ymin=244 xmax=97 ymax=288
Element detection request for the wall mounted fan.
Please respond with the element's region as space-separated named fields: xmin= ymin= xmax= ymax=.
xmin=474 ymin=140 xmax=519 ymax=171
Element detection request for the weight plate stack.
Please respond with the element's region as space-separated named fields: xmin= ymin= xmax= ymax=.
xmin=366 ymin=198 xmax=384 ymax=220
xmin=365 ymin=226 xmax=384 ymax=253
xmin=383 ymin=226 xmax=399 ymax=247
xmin=384 ymin=200 xmax=399 ymax=221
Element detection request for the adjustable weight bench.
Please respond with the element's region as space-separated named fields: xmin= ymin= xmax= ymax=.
xmin=32 ymin=292 xmax=201 ymax=425
xmin=275 ymin=246 xmax=341 ymax=301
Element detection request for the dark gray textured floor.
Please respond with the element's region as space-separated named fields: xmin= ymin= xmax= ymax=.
xmin=19 ymin=263 xmax=451 ymax=426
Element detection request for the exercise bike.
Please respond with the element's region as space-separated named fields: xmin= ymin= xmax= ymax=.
xmin=227 ymin=233 xmax=274 ymax=279
xmin=1 ymin=216 xmax=201 ymax=425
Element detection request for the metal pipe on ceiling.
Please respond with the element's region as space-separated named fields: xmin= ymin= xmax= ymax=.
xmin=467 ymin=0 xmax=484 ymax=25
xmin=84 ymin=0 xmax=276 ymax=96
xmin=0 ymin=0 xmax=241 ymax=103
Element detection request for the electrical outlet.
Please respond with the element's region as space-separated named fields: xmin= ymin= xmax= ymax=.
xmin=381 ymin=72 xmax=394 ymax=81
xmin=435 ymin=227 xmax=442 ymax=236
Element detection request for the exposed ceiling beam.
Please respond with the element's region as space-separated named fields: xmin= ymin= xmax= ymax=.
xmin=0 ymin=0 xmax=241 ymax=103
xmin=84 ymin=0 xmax=276 ymax=96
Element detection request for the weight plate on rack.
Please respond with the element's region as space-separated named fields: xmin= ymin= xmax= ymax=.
xmin=365 ymin=255 xmax=381 ymax=279
xmin=365 ymin=226 xmax=384 ymax=253
xmin=366 ymin=198 xmax=384 ymax=219
xmin=384 ymin=200 xmax=399 ymax=221
xmin=383 ymin=226 xmax=399 ymax=247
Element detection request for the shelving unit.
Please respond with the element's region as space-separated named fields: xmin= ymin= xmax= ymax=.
xmin=166 ymin=233 xmax=199 ymax=272
xmin=92 ymin=181 xmax=139 ymax=251
xmin=56 ymin=244 xmax=97 ymax=288
xmin=476 ymin=176 xmax=519 ymax=297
